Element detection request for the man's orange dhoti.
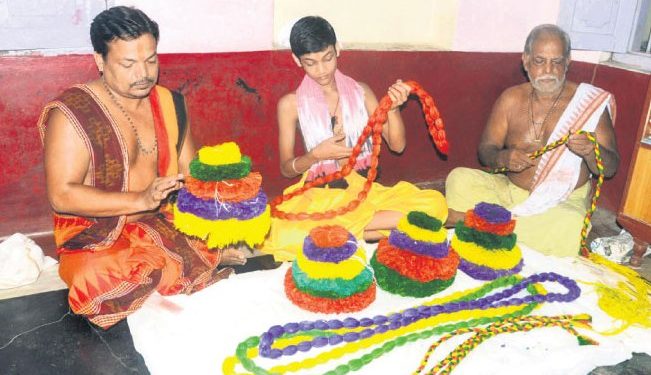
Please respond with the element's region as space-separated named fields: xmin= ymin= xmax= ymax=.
xmin=38 ymin=85 xmax=231 ymax=329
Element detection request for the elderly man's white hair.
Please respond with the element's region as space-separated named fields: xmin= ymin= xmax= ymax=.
xmin=524 ymin=24 xmax=571 ymax=58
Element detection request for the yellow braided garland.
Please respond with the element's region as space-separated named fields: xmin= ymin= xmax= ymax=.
xmin=451 ymin=236 xmax=522 ymax=269
xmin=295 ymin=247 xmax=367 ymax=280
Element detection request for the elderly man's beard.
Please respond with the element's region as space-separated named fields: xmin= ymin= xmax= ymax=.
xmin=530 ymin=73 xmax=566 ymax=94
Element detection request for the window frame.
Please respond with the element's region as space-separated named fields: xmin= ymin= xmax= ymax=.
xmin=610 ymin=0 xmax=651 ymax=72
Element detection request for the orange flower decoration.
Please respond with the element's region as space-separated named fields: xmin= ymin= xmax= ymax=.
xmin=309 ymin=225 xmax=350 ymax=248
xmin=464 ymin=210 xmax=515 ymax=236
xmin=184 ymin=172 xmax=262 ymax=203
xmin=375 ymin=239 xmax=459 ymax=282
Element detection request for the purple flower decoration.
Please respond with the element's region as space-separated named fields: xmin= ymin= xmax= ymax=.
xmin=458 ymin=258 xmax=523 ymax=280
xmin=176 ymin=188 xmax=267 ymax=220
xmin=388 ymin=230 xmax=449 ymax=258
xmin=302 ymin=233 xmax=357 ymax=263
xmin=474 ymin=202 xmax=511 ymax=224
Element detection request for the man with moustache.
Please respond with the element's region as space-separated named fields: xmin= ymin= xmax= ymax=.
xmin=38 ymin=6 xmax=245 ymax=329
xmin=445 ymin=24 xmax=619 ymax=257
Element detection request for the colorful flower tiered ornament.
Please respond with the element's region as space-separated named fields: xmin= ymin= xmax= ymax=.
xmin=285 ymin=225 xmax=376 ymax=313
xmin=371 ymin=211 xmax=459 ymax=297
xmin=452 ymin=202 xmax=523 ymax=280
xmin=173 ymin=142 xmax=271 ymax=249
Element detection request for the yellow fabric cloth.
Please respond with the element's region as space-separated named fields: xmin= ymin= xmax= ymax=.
xmin=261 ymin=171 xmax=447 ymax=261
xmin=446 ymin=167 xmax=591 ymax=257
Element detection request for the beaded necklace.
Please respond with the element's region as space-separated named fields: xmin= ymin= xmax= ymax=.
xmin=528 ymin=84 xmax=565 ymax=143
xmin=223 ymin=273 xmax=581 ymax=375
xmin=101 ymin=78 xmax=158 ymax=155
xmin=330 ymin=92 xmax=340 ymax=130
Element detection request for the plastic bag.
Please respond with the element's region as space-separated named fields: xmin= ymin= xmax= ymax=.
xmin=590 ymin=229 xmax=638 ymax=264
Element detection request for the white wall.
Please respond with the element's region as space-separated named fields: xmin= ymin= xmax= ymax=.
xmin=0 ymin=0 xmax=274 ymax=55
xmin=0 ymin=0 xmax=613 ymax=63
xmin=116 ymin=0 xmax=273 ymax=53
xmin=452 ymin=0 xmax=607 ymax=63
xmin=273 ymin=0 xmax=459 ymax=50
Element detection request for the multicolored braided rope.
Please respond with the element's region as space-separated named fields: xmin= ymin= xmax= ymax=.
xmin=415 ymin=314 xmax=597 ymax=375
xmin=488 ymin=130 xmax=604 ymax=257
xmin=270 ymin=80 xmax=448 ymax=221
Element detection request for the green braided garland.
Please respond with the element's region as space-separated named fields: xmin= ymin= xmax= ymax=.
xmin=189 ymin=155 xmax=252 ymax=181
xmin=371 ymin=252 xmax=455 ymax=298
xmin=454 ymin=221 xmax=517 ymax=250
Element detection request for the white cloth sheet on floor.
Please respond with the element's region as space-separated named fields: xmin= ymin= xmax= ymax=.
xmin=127 ymin=240 xmax=651 ymax=375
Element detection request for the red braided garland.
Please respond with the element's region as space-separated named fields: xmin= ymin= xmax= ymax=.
xmin=271 ymin=81 xmax=448 ymax=220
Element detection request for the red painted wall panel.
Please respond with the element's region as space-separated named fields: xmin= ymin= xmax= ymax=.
xmin=0 ymin=51 xmax=647 ymax=237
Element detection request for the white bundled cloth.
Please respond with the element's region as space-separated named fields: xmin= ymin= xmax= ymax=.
xmin=0 ymin=233 xmax=57 ymax=289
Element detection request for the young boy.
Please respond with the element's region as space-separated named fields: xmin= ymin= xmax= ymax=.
xmin=262 ymin=16 xmax=447 ymax=261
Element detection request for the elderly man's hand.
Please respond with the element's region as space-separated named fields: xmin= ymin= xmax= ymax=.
xmin=566 ymin=132 xmax=595 ymax=159
xmin=498 ymin=149 xmax=535 ymax=172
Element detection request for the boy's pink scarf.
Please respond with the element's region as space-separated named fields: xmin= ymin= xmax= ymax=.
xmin=296 ymin=69 xmax=372 ymax=181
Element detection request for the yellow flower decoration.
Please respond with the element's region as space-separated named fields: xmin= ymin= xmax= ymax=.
xmin=397 ymin=216 xmax=447 ymax=244
xmin=450 ymin=236 xmax=521 ymax=270
xmin=295 ymin=247 xmax=367 ymax=280
xmin=173 ymin=204 xmax=270 ymax=248
xmin=198 ymin=142 xmax=242 ymax=166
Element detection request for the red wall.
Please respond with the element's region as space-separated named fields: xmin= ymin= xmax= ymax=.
xmin=0 ymin=51 xmax=648 ymax=237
